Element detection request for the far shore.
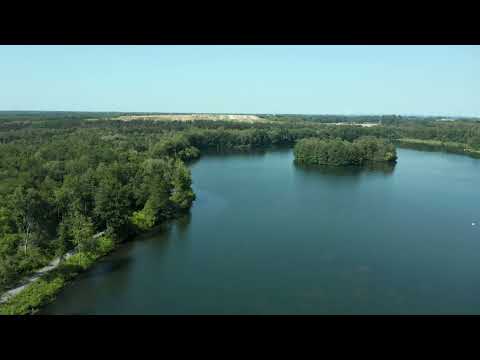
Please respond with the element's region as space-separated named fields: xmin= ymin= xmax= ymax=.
xmin=396 ymin=138 xmax=480 ymax=156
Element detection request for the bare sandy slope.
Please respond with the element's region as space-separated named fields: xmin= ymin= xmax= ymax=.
xmin=112 ymin=114 xmax=267 ymax=123
xmin=325 ymin=122 xmax=379 ymax=127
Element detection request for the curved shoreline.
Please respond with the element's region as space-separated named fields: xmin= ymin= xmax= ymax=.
xmin=0 ymin=218 xmax=189 ymax=314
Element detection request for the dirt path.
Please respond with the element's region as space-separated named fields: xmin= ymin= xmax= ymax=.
xmin=0 ymin=253 xmax=74 ymax=304
xmin=0 ymin=231 xmax=105 ymax=304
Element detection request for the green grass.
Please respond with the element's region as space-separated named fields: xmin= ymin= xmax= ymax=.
xmin=0 ymin=235 xmax=115 ymax=315
xmin=0 ymin=275 xmax=66 ymax=315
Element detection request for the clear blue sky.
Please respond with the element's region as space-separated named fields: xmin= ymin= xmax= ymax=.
xmin=0 ymin=45 xmax=479 ymax=117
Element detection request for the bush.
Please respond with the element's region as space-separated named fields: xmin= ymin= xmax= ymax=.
xmin=96 ymin=235 xmax=115 ymax=256
xmin=0 ymin=257 xmax=19 ymax=292
xmin=63 ymin=252 xmax=96 ymax=270
xmin=178 ymin=146 xmax=200 ymax=161
xmin=0 ymin=275 xmax=65 ymax=315
xmin=130 ymin=208 xmax=156 ymax=232
xmin=0 ymin=238 xmax=117 ymax=315
xmin=16 ymin=248 xmax=50 ymax=273
xmin=0 ymin=246 xmax=50 ymax=293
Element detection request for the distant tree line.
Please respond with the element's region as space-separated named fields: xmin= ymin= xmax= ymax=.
xmin=1 ymin=112 xmax=479 ymax=294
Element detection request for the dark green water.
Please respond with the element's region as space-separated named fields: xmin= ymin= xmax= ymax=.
xmin=42 ymin=148 xmax=480 ymax=314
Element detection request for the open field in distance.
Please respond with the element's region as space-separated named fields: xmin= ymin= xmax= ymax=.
xmin=112 ymin=114 xmax=268 ymax=123
xmin=324 ymin=122 xmax=379 ymax=127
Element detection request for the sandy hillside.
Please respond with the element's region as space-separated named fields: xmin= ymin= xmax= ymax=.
xmin=112 ymin=114 xmax=266 ymax=123
xmin=325 ymin=122 xmax=379 ymax=127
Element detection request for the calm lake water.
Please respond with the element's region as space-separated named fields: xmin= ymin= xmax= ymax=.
xmin=42 ymin=147 xmax=480 ymax=314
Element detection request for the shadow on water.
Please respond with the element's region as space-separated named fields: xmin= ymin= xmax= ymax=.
xmin=127 ymin=220 xmax=179 ymax=244
xmin=78 ymin=221 xmax=176 ymax=281
xmin=78 ymin=256 xmax=134 ymax=280
xmin=200 ymin=147 xmax=269 ymax=158
xmin=187 ymin=145 xmax=294 ymax=168
xmin=187 ymin=148 xmax=269 ymax=168
xmin=175 ymin=212 xmax=192 ymax=240
xmin=293 ymin=161 xmax=396 ymax=177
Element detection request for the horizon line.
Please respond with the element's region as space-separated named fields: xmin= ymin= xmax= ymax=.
xmin=0 ymin=110 xmax=478 ymax=119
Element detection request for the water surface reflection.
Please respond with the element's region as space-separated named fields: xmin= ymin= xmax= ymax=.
xmin=293 ymin=161 xmax=396 ymax=177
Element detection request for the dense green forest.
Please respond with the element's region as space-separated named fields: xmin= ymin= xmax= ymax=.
xmin=1 ymin=111 xmax=480 ymax=313
xmin=294 ymin=137 xmax=397 ymax=166
xmin=0 ymin=128 xmax=197 ymax=294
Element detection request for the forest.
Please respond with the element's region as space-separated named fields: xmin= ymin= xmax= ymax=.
xmin=293 ymin=137 xmax=397 ymax=166
xmin=0 ymin=112 xmax=479 ymax=313
xmin=0 ymin=130 xmax=197 ymax=297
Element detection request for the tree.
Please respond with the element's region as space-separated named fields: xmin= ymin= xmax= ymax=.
xmin=94 ymin=168 xmax=131 ymax=234
xmin=130 ymin=205 xmax=156 ymax=231
xmin=9 ymin=186 xmax=44 ymax=255
xmin=55 ymin=217 xmax=72 ymax=260
xmin=169 ymin=160 xmax=195 ymax=210
xmin=70 ymin=212 xmax=96 ymax=253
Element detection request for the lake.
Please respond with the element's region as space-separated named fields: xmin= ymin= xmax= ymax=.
xmin=41 ymin=147 xmax=480 ymax=314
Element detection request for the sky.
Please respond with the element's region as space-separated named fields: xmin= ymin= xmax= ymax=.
xmin=0 ymin=45 xmax=479 ymax=117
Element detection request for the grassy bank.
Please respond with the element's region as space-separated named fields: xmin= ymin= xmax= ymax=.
xmin=0 ymin=235 xmax=115 ymax=315
xmin=396 ymin=138 xmax=480 ymax=156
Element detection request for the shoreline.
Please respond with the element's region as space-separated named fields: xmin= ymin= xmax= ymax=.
xmin=0 ymin=253 xmax=71 ymax=305
xmin=0 ymin=231 xmax=106 ymax=305
xmin=2 ymin=140 xmax=479 ymax=315
xmin=395 ymin=138 xmax=480 ymax=157
xmin=0 ymin=244 xmax=112 ymax=315
xmin=0 ymin=216 xmax=190 ymax=315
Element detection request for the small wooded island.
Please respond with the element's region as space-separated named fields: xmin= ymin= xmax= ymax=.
xmin=293 ymin=136 xmax=397 ymax=166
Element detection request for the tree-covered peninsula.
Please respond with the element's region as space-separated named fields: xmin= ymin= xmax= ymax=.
xmin=293 ymin=137 xmax=397 ymax=166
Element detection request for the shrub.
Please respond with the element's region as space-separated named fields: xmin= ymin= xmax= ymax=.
xmin=96 ymin=235 xmax=115 ymax=256
xmin=63 ymin=251 xmax=96 ymax=270
xmin=0 ymin=276 xmax=65 ymax=315
xmin=130 ymin=208 xmax=156 ymax=232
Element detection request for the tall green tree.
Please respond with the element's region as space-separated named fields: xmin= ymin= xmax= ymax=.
xmin=9 ymin=186 xmax=45 ymax=255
